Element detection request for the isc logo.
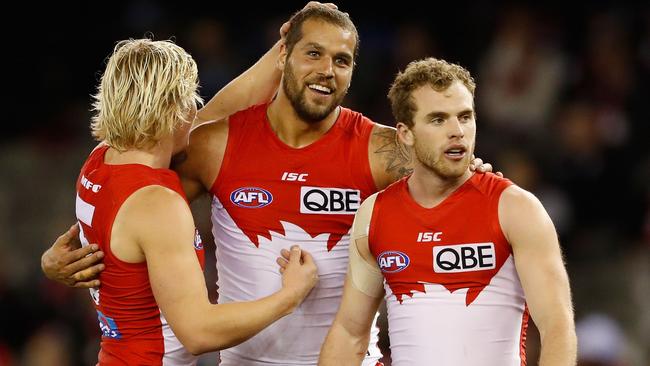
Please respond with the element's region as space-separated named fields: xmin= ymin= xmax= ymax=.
xmin=230 ymin=187 xmax=273 ymax=208
xmin=417 ymin=232 xmax=442 ymax=242
xmin=377 ymin=251 xmax=410 ymax=273
xmin=433 ymin=243 xmax=496 ymax=273
xmin=299 ymin=186 xmax=360 ymax=215
xmin=281 ymin=172 xmax=308 ymax=182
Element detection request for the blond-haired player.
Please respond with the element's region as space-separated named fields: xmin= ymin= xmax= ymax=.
xmin=69 ymin=38 xmax=317 ymax=365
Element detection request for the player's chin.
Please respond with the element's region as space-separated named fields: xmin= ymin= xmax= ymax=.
xmin=442 ymin=163 xmax=469 ymax=178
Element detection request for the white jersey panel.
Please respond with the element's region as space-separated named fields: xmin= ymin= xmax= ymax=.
xmin=211 ymin=196 xmax=381 ymax=366
xmin=386 ymin=255 xmax=526 ymax=366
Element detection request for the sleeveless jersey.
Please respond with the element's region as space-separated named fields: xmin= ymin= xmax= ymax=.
xmin=210 ymin=104 xmax=382 ymax=365
xmin=75 ymin=145 xmax=205 ymax=365
xmin=369 ymin=173 xmax=528 ymax=366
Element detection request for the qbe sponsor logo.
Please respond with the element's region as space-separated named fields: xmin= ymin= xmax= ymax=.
xmin=433 ymin=243 xmax=496 ymax=273
xmin=299 ymin=186 xmax=360 ymax=215
xmin=230 ymin=187 xmax=273 ymax=208
xmin=377 ymin=251 xmax=411 ymax=273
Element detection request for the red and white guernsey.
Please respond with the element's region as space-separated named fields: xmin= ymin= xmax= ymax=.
xmin=210 ymin=104 xmax=382 ymax=365
xmin=369 ymin=174 xmax=529 ymax=366
xmin=75 ymin=145 xmax=205 ymax=366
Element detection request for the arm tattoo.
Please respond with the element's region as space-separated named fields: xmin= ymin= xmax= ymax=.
xmin=373 ymin=128 xmax=413 ymax=179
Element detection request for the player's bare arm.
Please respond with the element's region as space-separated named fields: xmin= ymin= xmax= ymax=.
xmin=499 ymin=186 xmax=577 ymax=366
xmin=317 ymin=194 xmax=385 ymax=365
xmin=172 ymin=118 xmax=230 ymax=203
xmin=118 ymin=185 xmax=318 ymax=354
xmin=194 ymin=42 xmax=281 ymax=127
xmin=195 ymin=45 xmax=281 ymax=127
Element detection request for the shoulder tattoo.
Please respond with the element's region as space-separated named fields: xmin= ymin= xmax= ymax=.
xmin=373 ymin=128 xmax=413 ymax=179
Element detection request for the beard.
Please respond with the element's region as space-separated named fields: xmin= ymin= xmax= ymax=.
xmin=413 ymin=136 xmax=473 ymax=179
xmin=282 ymin=61 xmax=347 ymax=123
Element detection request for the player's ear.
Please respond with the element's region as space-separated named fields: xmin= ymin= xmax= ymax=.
xmin=396 ymin=122 xmax=414 ymax=147
xmin=277 ymin=43 xmax=288 ymax=71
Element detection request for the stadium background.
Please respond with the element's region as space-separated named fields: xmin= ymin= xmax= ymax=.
xmin=1 ymin=1 xmax=648 ymax=365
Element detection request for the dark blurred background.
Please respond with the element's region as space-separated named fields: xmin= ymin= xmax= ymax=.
xmin=1 ymin=1 xmax=648 ymax=365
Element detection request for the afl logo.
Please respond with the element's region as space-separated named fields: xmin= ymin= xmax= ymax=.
xmin=377 ymin=251 xmax=410 ymax=273
xmin=230 ymin=187 xmax=273 ymax=208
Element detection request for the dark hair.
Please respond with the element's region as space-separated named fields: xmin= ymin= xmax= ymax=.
xmin=285 ymin=5 xmax=359 ymax=60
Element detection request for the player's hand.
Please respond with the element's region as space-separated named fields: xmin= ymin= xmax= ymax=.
xmin=276 ymin=245 xmax=319 ymax=310
xmin=41 ymin=223 xmax=105 ymax=288
xmin=469 ymin=155 xmax=503 ymax=177
xmin=280 ymin=2 xmax=343 ymax=41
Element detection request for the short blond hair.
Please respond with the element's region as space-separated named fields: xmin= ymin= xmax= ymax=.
xmin=388 ymin=57 xmax=475 ymax=127
xmin=91 ymin=39 xmax=203 ymax=150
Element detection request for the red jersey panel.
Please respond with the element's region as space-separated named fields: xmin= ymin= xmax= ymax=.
xmin=209 ymin=104 xmax=382 ymax=365
xmin=75 ymin=145 xmax=204 ymax=366
xmin=369 ymin=173 xmax=528 ymax=366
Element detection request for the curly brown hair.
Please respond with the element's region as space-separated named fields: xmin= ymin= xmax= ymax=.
xmin=388 ymin=57 xmax=475 ymax=127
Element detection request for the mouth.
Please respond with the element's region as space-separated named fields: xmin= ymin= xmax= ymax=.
xmin=444 ymin=145 xmax=467 ymax=160
xmin=307 ymin=83 xmax=334 ymax=96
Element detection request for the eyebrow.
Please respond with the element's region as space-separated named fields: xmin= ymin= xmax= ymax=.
xmin=425 ymin=109 xmax=474 ymax=120
xmin=425 ymin=111 xmax=449 ymax=120
xmin=302 ymin=42 xmax=324 ymax=51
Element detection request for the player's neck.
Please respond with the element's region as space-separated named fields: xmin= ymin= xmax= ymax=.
xmin=267 ymin=93 xmax=340 ymax=148
xmin=407 ymin=167 xmax=472 ymax=209
xmin=103 ymin=138 xmax=174 ymax=169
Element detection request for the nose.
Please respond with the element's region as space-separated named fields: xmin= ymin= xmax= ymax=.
xmin=448 ymin=118 xmax=465 ymax=139
xmin=316 ymin=57 xmax=335 ymax=79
